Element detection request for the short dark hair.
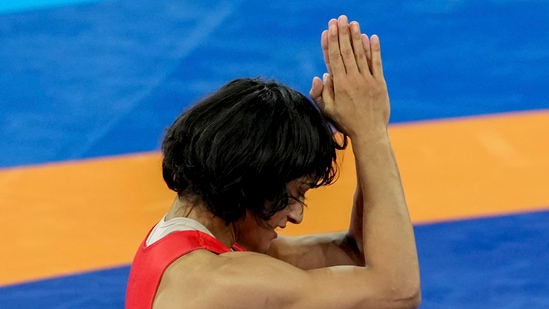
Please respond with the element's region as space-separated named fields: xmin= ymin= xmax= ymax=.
xmin=161 ymin=78 xmax=347 ymax=224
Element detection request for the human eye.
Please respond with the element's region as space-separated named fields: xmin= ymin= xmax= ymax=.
xmin=288 ymin=191 xmax=305 ymax=205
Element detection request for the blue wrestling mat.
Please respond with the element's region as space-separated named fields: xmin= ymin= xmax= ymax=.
xmin=1 ymin=1 xmax=548 ymax=308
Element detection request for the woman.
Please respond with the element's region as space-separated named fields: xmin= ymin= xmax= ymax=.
xmin=126 ymin=15 xmax=420 ymax=309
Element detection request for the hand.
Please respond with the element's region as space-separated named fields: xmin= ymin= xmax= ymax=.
xmin=310 ymin=16 xmax=390 ymax=139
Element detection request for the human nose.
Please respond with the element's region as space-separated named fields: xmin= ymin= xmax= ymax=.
xmin=287 ymin=202 xmax=304 ymax=224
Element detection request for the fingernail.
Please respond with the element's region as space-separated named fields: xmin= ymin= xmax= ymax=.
xmin=323 ymin=73 xmax=328 ymax=83
xmin=351 ymin=22 xmax=359 ymax=34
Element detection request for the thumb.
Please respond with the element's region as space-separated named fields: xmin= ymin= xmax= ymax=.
xmin=320 ymin=73 xmax=334 ymax=112
xmin=309 ymin=76 xmax=324 ymax=106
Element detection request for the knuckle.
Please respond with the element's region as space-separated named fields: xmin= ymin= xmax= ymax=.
xmin=341 ymin=48 xmax=354 ymax=58
xmin=330 ymin=50 xmax=341 ymax=57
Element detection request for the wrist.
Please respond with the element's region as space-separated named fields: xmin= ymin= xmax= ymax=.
xmin=348 ymin=127 xmax=390 ymax=147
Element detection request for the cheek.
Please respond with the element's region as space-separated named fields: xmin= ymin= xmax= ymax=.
xmin=236 ymin=218 xmax=273 ymax=247
xmin=267 ymin=209 xmax=289 ymax=225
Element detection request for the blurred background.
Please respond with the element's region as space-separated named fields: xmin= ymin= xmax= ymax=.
xmin=1 ymin=0 xmax=548 ymax=308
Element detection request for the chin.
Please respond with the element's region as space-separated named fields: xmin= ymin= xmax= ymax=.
xmin=259 ymin=241 xmax=273 ymax=254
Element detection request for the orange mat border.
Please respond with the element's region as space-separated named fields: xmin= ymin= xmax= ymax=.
xmin=1 ymin=110 xmax=547 ymax=285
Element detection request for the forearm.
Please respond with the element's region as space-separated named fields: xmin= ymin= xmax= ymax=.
xmin=353 ymin=131 xmax=420 ymax=293
xmin=347 ymin=155 xmax=364 ymax=254
xmin=269 ymin=232 xmax=364 ymax=270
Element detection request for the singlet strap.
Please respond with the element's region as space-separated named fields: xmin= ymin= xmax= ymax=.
xmin=125 ymin=229 xmax=245 ymax=309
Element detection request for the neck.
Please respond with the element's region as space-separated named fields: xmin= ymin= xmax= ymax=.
xmin=166 ymin=197 xmax=236 ymax=248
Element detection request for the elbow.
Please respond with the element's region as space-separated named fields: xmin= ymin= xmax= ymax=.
xmin=399 ymin=288 xmax=421 ymax=309
xmin=412 ymin=291 xmax=422 ymax=308
xmin=376 ymin=280 xmax=421 ymax=309
xmin=406 ymin=273 xmax=422 ymax=308
xmin=381 ymin=266 xmax=421 ymax=308
xmin=377 ymin=288 xmax=421 ymax=309
xmin=391 ymin=285 xmax=422 ymax=309
xmin=393 ymin=277 xmax=421 ymax=309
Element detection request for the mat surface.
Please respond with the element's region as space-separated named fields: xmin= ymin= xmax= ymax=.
xmin=1 ymin=0 xmax=548 ymax=308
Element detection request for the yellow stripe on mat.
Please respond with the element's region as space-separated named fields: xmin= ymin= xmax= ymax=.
xmin=1 ymin=110 xmax=548 ymax=285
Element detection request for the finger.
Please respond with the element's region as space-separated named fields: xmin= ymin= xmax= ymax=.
xmin=370 ymin=34 xmax=384 ymax=79
xmin=309 ymin=76 xmax=324 ymax=105
xmin=349 ymin=21 xmax=368 ymax=75
xmin=327 ymin=22 xmax=345 ymax=76
xmin=337 ymin=15 xmax=358 ymax=73
xmin=321 ymin=30 xmax=330 ymax=73
xmin=322 ymin=19 xmax=338 ymax=74
xmin=362 ymin=34 xmax=372 ymax=74
xmin=321 ymin=73 xmax=334 ymax=110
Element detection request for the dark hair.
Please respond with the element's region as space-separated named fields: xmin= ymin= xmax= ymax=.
xmin=161 ymin=78 xmax=347 ymax=224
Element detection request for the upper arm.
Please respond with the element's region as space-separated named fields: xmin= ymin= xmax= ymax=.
xmin=155 ymin=250 xmax=418 ymax=309
xmin=207 ymin=252 xmax=416 ymax=309
xmin=267 ymin=233 xmax=364 ymax=270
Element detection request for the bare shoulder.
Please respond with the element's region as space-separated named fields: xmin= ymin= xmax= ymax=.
xmin=153 ymin=248 xmax=417 ymax=309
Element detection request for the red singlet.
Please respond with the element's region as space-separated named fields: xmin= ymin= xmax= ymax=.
xmin=125 ymin=229 xmax=246 ymax=309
